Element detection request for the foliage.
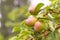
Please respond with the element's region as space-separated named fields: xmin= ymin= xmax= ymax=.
xmin=8 ymin=0 xmax=60 ymax=40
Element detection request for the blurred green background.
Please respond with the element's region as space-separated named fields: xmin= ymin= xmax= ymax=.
xmin=0 ymin=0 xmax=30 ymax=40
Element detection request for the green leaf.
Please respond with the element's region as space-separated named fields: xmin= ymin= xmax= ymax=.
xmin=34 ymin=3 xmax=44 ymax=15
xmin=9 ymin=36 xmax=17 ymax=40
xmin=48 ymin=21 xmax=55 ymax=32
xmin=12 ymin=26 xmax=20 ymax=32
xmin=48 ymin=13 xmax=54 ymax=20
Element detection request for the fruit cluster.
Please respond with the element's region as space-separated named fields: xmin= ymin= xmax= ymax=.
xmin=25 ymin=14 xmax=45 ymax=32
xmin=25 ymin=3 xmax=47 ymax=32
xmin=24 ymin=2 xmax=60 ymax=39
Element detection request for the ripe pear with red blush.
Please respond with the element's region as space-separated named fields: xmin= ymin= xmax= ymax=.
xmin=29 ymin=6 xmax=35 ymax=14
xmin=29 ymin=6 xmax=38 ymax=15
xmin=25 ymin=16 xmax=37 ymax=26
xmin=34 ymin=21 xmax=45 ymax=32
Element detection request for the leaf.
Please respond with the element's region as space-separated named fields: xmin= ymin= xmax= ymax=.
xmin=45 ymin=6 xmax=49 ymax=10
xmin=12 ymin=26 xmax=20 ymax=32
xmin=48 ymin=13 xmax=54 ymax=19
xmin=48 ymin=21 xmax=55 ymax=32
xmin=9 ymin=36 xmax=17 ymax=40
xmin=24 ymin=12 xmax=30 ymax=18
xmin=34 ymin=3 xmax=44 ymax=15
